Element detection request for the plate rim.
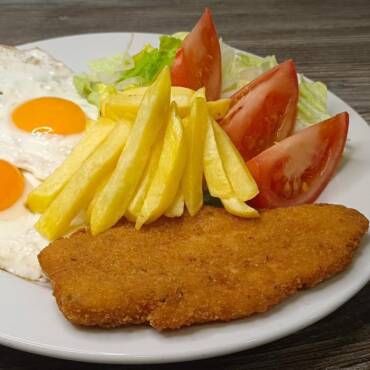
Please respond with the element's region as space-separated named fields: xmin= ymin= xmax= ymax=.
xmin=0 ymin=268 xmax=368 ymax=365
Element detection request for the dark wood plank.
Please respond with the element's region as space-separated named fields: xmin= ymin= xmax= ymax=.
xmin=0 ymin=0 xmax=369 ymax=369
xmin=1 ymin=0 xmax=370 ymax=122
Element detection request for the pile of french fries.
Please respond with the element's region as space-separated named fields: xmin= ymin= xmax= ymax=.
xmin=27 ymin=66 xmax=259 ymax=240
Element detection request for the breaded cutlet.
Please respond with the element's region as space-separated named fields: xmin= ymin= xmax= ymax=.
xmin=39 ymin=204 xmax=368 ymax=331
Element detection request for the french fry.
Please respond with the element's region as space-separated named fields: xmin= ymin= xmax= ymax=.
xmin=102 ymin=86 xmax=192 ymax=119
xmin=85 ymin=176 xmax=109 ymax=222
xmin=202 ymin=114 xmax=259 ymax=219
xmin=136 ymin=103 xmax=186 ymax=229
xmin=182 ymin=95 xmax=208 ymax=216
xmin=101 ymin=86 xmax=230 ymax=120
xmin=90 ymin=66 xmax=171 ymax=235
xmin=207 ymin=99 xmax=230 ymax=120
xmin=212 ymin=120 xmax=259 ymax=201
xmin=165 ymin=188 xmax=184 ymax=218
xmin=203 ymin=117 xmax=233 ymax=199
xmin=36 ymin=119 xmax=132 ymax=240
xmin=164 ymin=106 xmax=187 ymax=219
xmin=101 ymin=94 xmax=138 ymax=120
xmin=26 ymin=118 xmax=115 ymax=213
xmin=221 ymin=197 xmax=259 ymax=218
xmin=192 ymin=87 xmax=206 ymax=99
xmin=126 ymin=135 xmax=163 ymax=222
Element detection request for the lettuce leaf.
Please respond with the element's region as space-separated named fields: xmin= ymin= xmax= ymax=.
xmin=74 ymin=33 xmax=329 ymax=134
xmin=73 ymin=76 xmax=117 ymax=106
xmin=220 ymin=42 xmax=329 ymax=130
xmin=221 ymin=41 xmax=277 ymax=96
xmin=118 ymin=36 xmax=181 ymax=85
xmin=88 ymin=52 xmax=134 ymax=84
xmin=297 ymin=75 xmax=330 ymax=129
xmin=74 ymin=35 xmax=181 ymax=106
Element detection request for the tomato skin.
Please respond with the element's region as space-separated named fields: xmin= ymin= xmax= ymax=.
xmin=221 ymin=60 xmax=299 ymax=161
xmin=247 ymin=112 xmax=349 ymax=208
xmin=170 ymin=48 xmax=190 ymax=90
xmin=171 ymin=8 xmax=221 ymax=101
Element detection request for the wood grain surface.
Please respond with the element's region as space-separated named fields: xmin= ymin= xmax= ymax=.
xmin=0 ymin=0 xmax=369 ymax=368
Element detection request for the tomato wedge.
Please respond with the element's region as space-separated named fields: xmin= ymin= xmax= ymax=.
xmin=247 ymin=112 xmax=349 ymax=208
xmin=171 ymin=8 xmax=221 ymax=101
xmin=221 ymin=60 xmax=299 ymax=161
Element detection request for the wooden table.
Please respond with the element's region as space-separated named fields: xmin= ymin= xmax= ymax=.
xmin=0 ymin=0 xmax=369 ymax=368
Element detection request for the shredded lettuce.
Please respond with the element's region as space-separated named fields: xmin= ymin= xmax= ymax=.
xmin=88 ymin=53 xmax=134 ymax=84
xmin=73 ymin=76 xmax=117 ymax=106
xmin=118 ymin=36 xmax=181 ymax=85
xmin=74 ymin=35 xmax=181 ymax=106
xmin=221 ymin=41 xmax=277 ymax=97
xmin=221 ymin=42 xmax=329 ymax=130
xmin=297 ymin=75 xmax=330 ymax=129
xmin=74 ymin=33 xmax=329 ymax=133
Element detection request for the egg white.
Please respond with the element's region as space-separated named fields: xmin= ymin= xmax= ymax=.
xmin=0 ymin=46 xmax=98 ymax=180
xmin=0 ymin=172 xmax=48 ymax=280
xmin=0 ymin=169 xmax=87 ymax=281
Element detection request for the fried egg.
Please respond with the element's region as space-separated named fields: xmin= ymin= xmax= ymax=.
xmin=0 ymin=159 xmax=85 ymax=280
xmin=0 ymin=45 xmax=98 ymax=180
xmin=0 ymin=46 xmax=95 ymax=280
xmin=0 ymin=160 xmax=47 ymax=280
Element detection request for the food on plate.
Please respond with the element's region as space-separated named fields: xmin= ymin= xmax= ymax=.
xmin=212 ymin=121 xmax=258 ymax=202
xmin=34 ymin=64 xmax=260 ymax=238
xmin=182 ymin=91 xmax=209 ymax=216
xmin=204 ymin=117 xmax=234 ymax=199
xmin=89 ymin=67 xmax=171 ymax=235
xmin=69 ymin=10 xmax=345 ymax=214
xmin=171 ymin=8 xmax=221 ymax=101
xmin=221 ymin=196 xmax=259 ymax=218
xmin=0 ymin=46 xmax=98 ymax=280
xmin=135 ymin=103 xmax=186 ymax=229
xmin=0 ymin=46 xmax=97 ymax=180
xmin=221 ymin=60 xmax=299 ymax=161
xmin=220 ymin=42 xmax=277 ymax=96
xmin=26 ymin=117 xmax=116 ymax=213
xmin=126 ymin=136 xmax=164 ymax=222
xmin=203 ymin=118 xmax=258 ymax=217
xmin=27 ymin=4 xmax=354 ymax=238
xmin=70 ymin=8 xmax=342 ymax=214
xmin=101 ymin=86 xmax=230 ymax=120
xmin=13 ymin=97 xmax=86 ymax=135
xmin=39 ymin=204 xmax=369 ymax=330
xmin=0 ymin=159 xmax=25 ymax=211
xmin=74 ymin=34 xmax=182 ymax=106
xmin=0 ymin=163 xmax=48 ymax=280
xmin=296 ymin=75 xmax=330 ymax=129
xmin=0 ymin=9 xmax=366 ymax=343
xmin=206 ymin=98 xmax=231 ymax=120
xmin=36 ymin=118 xmax=132 ymax=240
xmin=247 ymin=113 xmax=349 ymax=208
xmin=165 ymin=188 xmax=185 ymax=218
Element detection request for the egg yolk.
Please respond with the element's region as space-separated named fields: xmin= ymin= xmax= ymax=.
xmin=0 ymin=160 xmax=25 ymax=211
xmin=12 ymin=97 xmax=86 ymax=135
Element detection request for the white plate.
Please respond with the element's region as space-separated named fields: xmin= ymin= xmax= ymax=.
xmin=0 ymin=33 xmax=369 ymax=364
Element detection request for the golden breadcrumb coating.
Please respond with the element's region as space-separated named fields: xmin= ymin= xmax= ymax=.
xmin=39 ymin=204 xmax=368 ymax=331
